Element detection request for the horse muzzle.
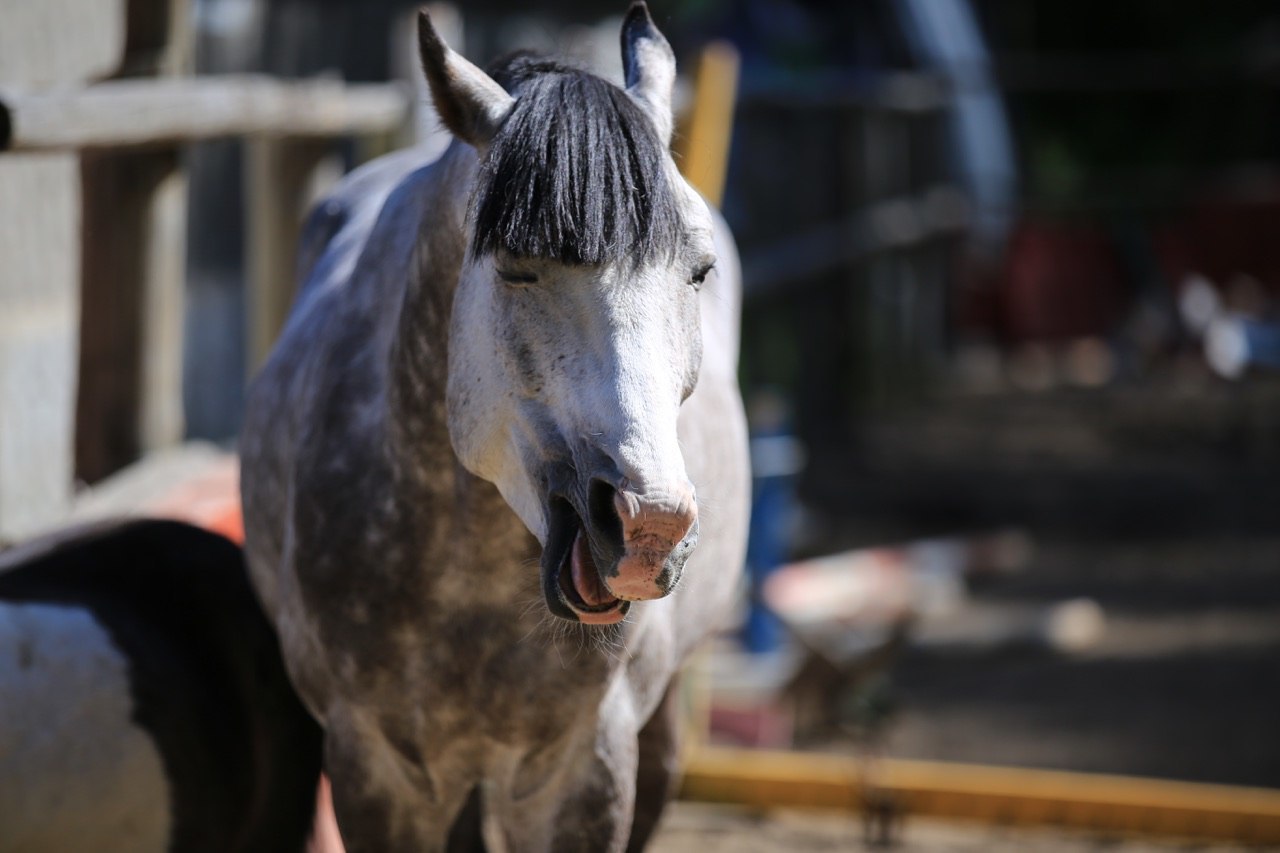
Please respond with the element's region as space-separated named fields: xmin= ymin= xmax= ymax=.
xmin=602 ymin=484 xmax=699 ymax=601
xmin=540 ymin=478 xmax=699 ymax=624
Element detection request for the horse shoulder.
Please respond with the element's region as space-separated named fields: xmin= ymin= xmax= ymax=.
xmin=244 ymin=152 xmax=442 ymax=568
xmin=296 ymin=146 xmax=442 ymax=294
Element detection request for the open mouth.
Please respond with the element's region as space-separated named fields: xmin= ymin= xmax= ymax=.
xmin=542 ymin=498 xmax=629 ymax=625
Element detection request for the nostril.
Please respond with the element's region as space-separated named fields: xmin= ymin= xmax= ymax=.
xmin=587 ymin=478 xmax=624 ymax=556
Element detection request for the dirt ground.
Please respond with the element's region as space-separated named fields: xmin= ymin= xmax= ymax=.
xmin=653 ymin=531 xmax=1280 ymax=851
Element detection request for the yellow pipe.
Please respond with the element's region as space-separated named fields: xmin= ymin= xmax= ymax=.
xmin=680 ymin=746 xmax=1280 ymax=844
xmin=675 ymin=41 xmax=740 ymax=208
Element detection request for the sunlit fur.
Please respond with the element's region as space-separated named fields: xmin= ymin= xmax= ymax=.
xmin=240 ymin=6 xmax=749 ymax=851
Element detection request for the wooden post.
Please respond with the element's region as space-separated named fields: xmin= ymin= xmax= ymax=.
xmin=139 ymin=161 xmax=188 ymax=453
xmin=244 ymin=136 xmax=334 ymax=372
xmin=1 ymin=0 xmax=409 ymax=513
xmin=75 ymin=148 xmax=186 ymax=483
xmin=675 ymin=42 xmax=740 ymax=208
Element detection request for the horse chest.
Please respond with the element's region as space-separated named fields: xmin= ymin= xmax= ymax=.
xmin=303 ymin=556 xmax=615 ymax=732
xmin=389 ymin=609 xmax=613 ymax=714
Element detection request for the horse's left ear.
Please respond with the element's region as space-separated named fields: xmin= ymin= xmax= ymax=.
xmin=418 ymin=9 xmax=514 ymax=149
xmin=621 ymin=1 xmax=676 ymax=145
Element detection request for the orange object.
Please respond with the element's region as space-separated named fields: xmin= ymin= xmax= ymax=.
xmin=137 ymin=455 xmax=244 ymax=543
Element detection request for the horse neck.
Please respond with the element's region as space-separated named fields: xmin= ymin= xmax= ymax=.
xmin=385 ymin=143 xmax=476 ymax=482
xmin=382 ymin=145 xmax=537 ymax=594
xmin=382 ymin=145 xmax=526 ymax=521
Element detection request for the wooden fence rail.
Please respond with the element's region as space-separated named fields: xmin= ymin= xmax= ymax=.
xmin=0 ymin=76 xmax=407 ymax=152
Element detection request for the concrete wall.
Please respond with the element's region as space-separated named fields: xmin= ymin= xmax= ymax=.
xmin=0 ymin=155 xmax=81 ymax=539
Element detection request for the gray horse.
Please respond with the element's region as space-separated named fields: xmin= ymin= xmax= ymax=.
xmin=240 ymin=4 xmax=748 ymax=850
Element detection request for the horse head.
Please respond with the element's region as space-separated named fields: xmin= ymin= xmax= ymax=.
xmin=418 ymin=3 xmax=718 ymax=625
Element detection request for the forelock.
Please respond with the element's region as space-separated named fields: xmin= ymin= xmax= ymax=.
xmin=469 ymin=53 xmax=684 ymax=267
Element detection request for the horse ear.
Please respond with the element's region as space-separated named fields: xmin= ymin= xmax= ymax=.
xmin=418 ymin=9 xmax=514 ymax=149
xmin=621 ymin=0 xmax=676 ymax=145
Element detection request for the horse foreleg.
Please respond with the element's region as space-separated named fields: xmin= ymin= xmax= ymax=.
xmin=489 ymin=702 xmax=639 ymax=853
xmin=322 ymin=711 xmax=464 ymax=853
xmin=626 ymin=681 xmax=681 ymax=852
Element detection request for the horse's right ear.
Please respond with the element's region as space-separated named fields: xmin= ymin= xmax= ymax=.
xmin=418 ymin=9 xmax=514 ymax=149
xmin=621 ymin=0 xmax=676 ymax=144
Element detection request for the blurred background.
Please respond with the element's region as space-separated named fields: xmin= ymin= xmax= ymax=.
xmin=2 ymin=0 xmax=1279 ymax=848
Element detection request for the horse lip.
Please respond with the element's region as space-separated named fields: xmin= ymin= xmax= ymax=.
xmin=540 ymin=495 xmax=629 ymax=624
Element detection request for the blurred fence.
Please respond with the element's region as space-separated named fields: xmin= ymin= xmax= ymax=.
xmin=0 ymin=0 xmax=409 ymax=538
xmin=0 ymin=1 xmax=740 ymax=540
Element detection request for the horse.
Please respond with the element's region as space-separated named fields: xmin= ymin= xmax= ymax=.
xmin=0 ymin=519 xmax=323 ymax=852
xmin=239 ymin=4 xmax=749 ymax=850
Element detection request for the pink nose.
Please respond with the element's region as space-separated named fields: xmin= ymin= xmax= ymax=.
xmin=605 ymin=483 xmax=698 ymax=601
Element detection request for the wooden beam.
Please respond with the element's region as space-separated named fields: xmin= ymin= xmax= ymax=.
xmin=75 ymin=148 xmax=185 ymax=483
xmin=0 ymin=76 xmax=408 ymax=152
xmin=680 ymin=747 xmax=1280 ymax=844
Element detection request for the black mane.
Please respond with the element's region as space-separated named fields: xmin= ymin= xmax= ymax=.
xmin=471 ymin=53 xmax=683 ymax=266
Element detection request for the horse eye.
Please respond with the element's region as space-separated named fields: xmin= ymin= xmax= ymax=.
xmin=691 ymin=262 xmax=716 ymax=288
xmin=498 ymin=270 xmax=539 ymax=286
